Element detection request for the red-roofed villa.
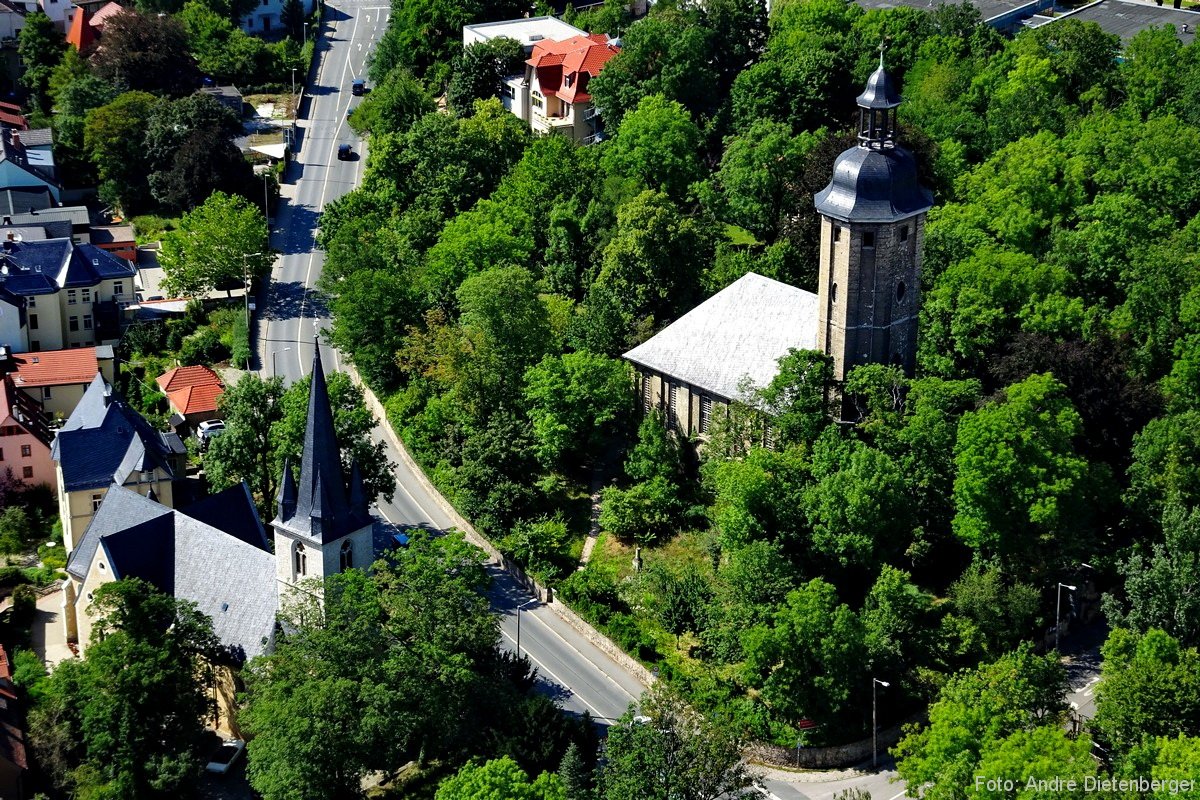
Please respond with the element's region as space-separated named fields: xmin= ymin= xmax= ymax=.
xmin=156 ymin=364 xmax=225 ymax=428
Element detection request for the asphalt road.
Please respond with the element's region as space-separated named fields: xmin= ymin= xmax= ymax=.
xmin=256 ymin=0 xmax=645 ymax=726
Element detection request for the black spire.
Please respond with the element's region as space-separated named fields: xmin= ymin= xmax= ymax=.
xmin=272 ymin=340 xmax=371 ymax=543
xmin=277 ymin=455 xmax=297 ymax=520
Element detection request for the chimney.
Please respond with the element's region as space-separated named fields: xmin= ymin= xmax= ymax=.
xmin=10 ymin=132 xmax=20 ymax=148
xmin=6 ymin=232 xmax=13 ymax=242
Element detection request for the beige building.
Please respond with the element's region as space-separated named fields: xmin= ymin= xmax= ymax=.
xmin=8 ymin=345 xmax=116 ymax=420
xmin=0 ymin=235 xmax=136 ymax=355
xmin=624 ymin=59 xmax=933 ymax=435
xmin=51 ymin=374 xmax=185 ymax=553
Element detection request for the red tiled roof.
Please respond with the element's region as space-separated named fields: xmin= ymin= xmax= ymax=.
xmin=528 ymin=35 xmax=620 ymax=104
xmin=89 ymin=1 xmax=124 ymax=28
xmin=11 ymin=347 xmax=100 ymax=388
xmin=157 ymin=365 xmax=224 ymax=414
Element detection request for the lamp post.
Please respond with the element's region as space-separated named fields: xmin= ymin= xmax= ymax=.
xmin=242 ymin=252 xmax=261 ymax=369
xmin=291 ymin=67 xmax=297 ymax=99
xmin=516 ymin=598 xmax=537 ymax=656
xmin=272 ymin=347 xmax=291 ymax=378
xmin=873 ymin=677 xmax=889 ymax=769
xmin=1055 ymin=583 xmax=1076 ymax=652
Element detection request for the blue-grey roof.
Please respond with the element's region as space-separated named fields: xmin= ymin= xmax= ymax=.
xmin=0 ymin=128 xmax=56 ymax=184
xmin=70 ymin=486 xmax=278 ymax=661
xmin=183 ymin=482 xmax=270 ymax=551
xmin=0 ymin=187 xmax=54 ymax=216
xmin=857 ymin=62 xmax=901 ymax=109
xmin=52 ymin=374 xmax=183 ymax=492
xmin=0 ymin=238 xmax=135 ymax=298
xmin=814 ymin=145 xmax=933 ymax=223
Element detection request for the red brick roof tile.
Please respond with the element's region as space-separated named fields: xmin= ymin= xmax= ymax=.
xmin=11 ymin=347 xmax=100 ymax=388
xmin=157 ymin=365 xmax=224 ymax=415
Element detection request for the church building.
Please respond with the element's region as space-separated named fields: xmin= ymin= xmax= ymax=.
xmin=623 ymin=58 xmax=933 ymax=436
xmin=60 ymin=346 xmax=379 ymax=733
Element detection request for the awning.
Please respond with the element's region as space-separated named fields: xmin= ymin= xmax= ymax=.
xmin=250 ymin=143 xmax=287 ymax=160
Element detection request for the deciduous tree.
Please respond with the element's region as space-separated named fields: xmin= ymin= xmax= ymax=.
xmin=159 ymin=191 xmax=272 ymax=298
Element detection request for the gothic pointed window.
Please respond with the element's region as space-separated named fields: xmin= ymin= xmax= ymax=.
xmin=340 ymin=540 xmax=353 ymax=571
xmin=294 ymin=542 xmax=307 ymax=578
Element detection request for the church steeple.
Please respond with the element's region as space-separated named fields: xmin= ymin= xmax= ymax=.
xmin=856 ymin=45 xmax=901 ymax=149
xmin=275 ymin=339 xmax=373 ymax=542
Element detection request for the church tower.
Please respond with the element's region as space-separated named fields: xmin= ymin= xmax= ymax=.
xmin=814 ymin=54 xmax=933 ymax=385
xmin=273 ymin=343 xmax=374 ymax=588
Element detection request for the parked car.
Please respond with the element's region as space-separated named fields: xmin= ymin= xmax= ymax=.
xmin=205 ymin=738 xmax=246 ymax=774
xmin=337 ymin=143 xmax=353 ymax=160
xmin=197 ymin=419 xmax=226 ymax=445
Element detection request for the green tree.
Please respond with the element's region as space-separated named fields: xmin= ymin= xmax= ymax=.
xmin=742 ymin=578 xmax=868 ymax=728
xmin=862 ymin=565 xmax=936 ymax=677
xmin=159 ymin=191 xmax=272 ymax=298
xmin=144 ymin=93 xmax=254 ymax=211
xmin=1119 ymin=735 xmax=1200 ymax=798
xmin=598 ymin=477 xmax=683 ymax=546
xmin=204 ymin=374 xmax=286 ymax=506
xmin=242 ymin=533 xmax=498 ymax=800
xmin=760 ymin=349 xmax=832 ymax=449
xmin=28 ymin=579 xmax=218 ymax=799
xmin=558 ymin=742 xmax=594 ymax=800
xmin=351 ymin=65 xmax=435 ymax=136
xmin=600 ymin=684 xmax=758 ymax=800
xmin=1104 ymin=504 xmax=1200 ymax=648
xmin=894 ymin=645 xmax=1068 ymax=800
xmin=85 ymin=91 xmax=161 ymax=213
xmin=1092 ymin=628 xmax=1200 ymax=755
xmin=448 ymin=37 xmax=525 ymax=116
xmin=91 ymin=10 xmax=198 ymax=96
xmin=951 ymin=373 xmax=1095 ymax=577
xmin=947 ymin=562 xmax=1041 ymax=660
xmin=52 ymin=74 xmax=121 ymax=185
xmin=435 ymin=756 xmax=567 ymax=800
xmin=18 ymin=12 xmax=64 ymax=112
xmin=601 ymin=94 xmax=704 ymax=201
xmin=523 ymin=352 xmax=632 ymax=469
xmin=972 ymin=726 xmax=1097 ymax=800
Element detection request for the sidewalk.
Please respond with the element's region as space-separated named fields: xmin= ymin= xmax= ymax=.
xmin=30 ymin=587 xmax=74 ymax=667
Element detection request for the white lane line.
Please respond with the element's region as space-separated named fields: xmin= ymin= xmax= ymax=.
xmin=888 ymin=791 xmax=907 ymax=800
xmin=297 ymin=4 xmax=363 ymax=376
xmin=521 ymin=606 xmax=642 ymax=700
xmin=498 ymin=627 xmax=608 ymax=720
xmin=375 ymin=472 xmax=451 ymax=534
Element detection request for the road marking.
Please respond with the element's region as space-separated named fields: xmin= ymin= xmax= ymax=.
xmin=888 ymin=791 xmax=907 ymax=800
xmin=1070 ymin=701 xmax=1079 ymax=710
xmin=520 ymin=604 xmax=642 ymax=700
xmin=296 ymin=3 xmax=364 ymax=376
xmin=374 ymin=474 xmax=448 ymax=534
xmin=497 ymin=626 xmax=609 ymax=720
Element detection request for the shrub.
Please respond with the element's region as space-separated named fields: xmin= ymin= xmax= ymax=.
xmin=10 ymin=585 xmax=36 ymax=627
xmin=38 ymin=542 xmax=66 ymax=571
xmin=121 ymin=320 xmax=169 ymax=356
xmin=180 ymin=327 xmax=230 ymax=366
xmin=558 ymin=566 xmax=623 ymax=625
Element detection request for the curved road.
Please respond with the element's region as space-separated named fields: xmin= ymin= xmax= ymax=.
xmin=257 ymin=0 xmax=645 ymax=725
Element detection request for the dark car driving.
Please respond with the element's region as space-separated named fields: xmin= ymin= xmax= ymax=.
xmin=337 ymin=144 xmax=352 ymax=160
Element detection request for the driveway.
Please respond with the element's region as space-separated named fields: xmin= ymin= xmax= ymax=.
xmin=30 ymin=587 xmax=74 ymax=667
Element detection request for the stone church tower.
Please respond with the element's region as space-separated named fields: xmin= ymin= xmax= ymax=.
xmin=273 ymin=344 xmax=374 ymax=588
xmin=814 ymin=55 xmax=933 ymax=385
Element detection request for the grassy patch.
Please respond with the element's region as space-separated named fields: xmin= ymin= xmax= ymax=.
xmin=723 ymin=223 xmax=762 ymax=247
xmin=131 ymin=215 xmax=178 ymax=244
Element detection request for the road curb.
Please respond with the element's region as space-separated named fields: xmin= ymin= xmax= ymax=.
xmin=340 ymin=360 xmax=656 ymax=691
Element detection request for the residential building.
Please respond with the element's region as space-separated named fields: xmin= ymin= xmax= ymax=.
xmin=1 ymin=204 xmax=90 ymax=242
xmin=0 ymin=129 xmax=60 ymax=202
xmin=0 ymin=372 xmax=54 ymax=489
xmin=240 ymin=0 xmax=315 ymax=36
xmin=518 ymin=33 xmax=620 ymax=144
xmin=88 ymin=224 xmax=136 ymax=261
xmin=62 ymin=483 xmax=276 ymax=735
xmin=462 ymin=15 xmax=587 ymax=51
xmin=196 ymin=85 xmax=244 ymax=116
xmin=624 ymin=59 xmax=932 ymax=435
xmin=38 ymin=0 xmax=72 ymax=31
xmin=0 ymin=103 xmax=29 ymax=132
xmin=9 ymin=344 xmax=116 ymax=420
xmin=0 ymin=186 xmax=54 ymax=215
xmin=0 ymin=0 xmax=26 ymax=42
xmin=156 ymin=364 xmax=224 ymax=430
xmin=1027 ymin=0 xmax=1200 ymax=42
xmin=51 ymin=374 xmax=186 ymax=553
xmin=64 ymin=0 xmax=121 ymax=49
xmin=0 ymin=235 xmax=138 ymax=353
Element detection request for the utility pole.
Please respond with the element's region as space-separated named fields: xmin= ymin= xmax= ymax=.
xmin=1056 ymin=583 xmax=1076 ymax=652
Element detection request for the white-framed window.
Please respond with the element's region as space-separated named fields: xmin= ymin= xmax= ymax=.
xmin=642 ymin=375 xmax=652 ymax=412
xmin=67 ymin=289 xmax=77 ymax=305
xmin=82 ymin=288 xmax=91 ymax=302
xmin=43 ymin=387 xmax=51 ymax=400
xmin=83 ymin=314 xmax=93 ymax=330
xmin=21 ymin=466 xmax=31 ymax=479
xmin=340 ymin=540 xmax=353 ymax=571
xmin=26 ymin=297 xmax=34 ymax=308
xmin=20 ymin=445 xmax=31 ymax=457
xmin=112 ymin=282 xmax=124 ymax=296
xmin=91 ymin=493 xmax=103 ymax=511
xmin=532 ymin=94 xmax=544 ymax=110
xmin=68 ymin=316 xmax=78 ymax=332
xmin=700 ymin=396 xmax=712 ymax=434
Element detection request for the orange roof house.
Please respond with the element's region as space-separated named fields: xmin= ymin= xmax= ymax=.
xmin=10 ymin=345 xmax=116 ymax=421
xmin=65 ymin=2 xmax=122 ymax=51
xmin=156 ymin=365 xmax=224 ymax=423
xmin=527 ymin=33 xmax=619 ymax=105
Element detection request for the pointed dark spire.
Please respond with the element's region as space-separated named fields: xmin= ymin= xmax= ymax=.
xmin=147 ymin=486 xmax=158 ymax=504
xmin=277 ymin=456 xmax=297 ymax=520
xmin=273 ymin=339 xmax=372 ymax=543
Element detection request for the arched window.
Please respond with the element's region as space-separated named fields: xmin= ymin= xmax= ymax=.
xmin=896 ymin=281 xmax=906 ymax=302
xmin=832 ymin=283 xmax=838 ymax=303
xmin=294 ymin=542 xmax=307 ymax=578
xmin=340 ymin=540 xmax=353 ymax=571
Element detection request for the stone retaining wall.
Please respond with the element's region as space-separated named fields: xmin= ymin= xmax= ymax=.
xmin=344 ymin=362 xmax=657 ymax=691
xmin=747 ymin=715 xmax=921 ymax=770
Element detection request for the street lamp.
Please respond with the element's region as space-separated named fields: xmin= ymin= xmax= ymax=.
xmin=516 ymin=598 xmax=537 ymax=656
xmin=873 ymin=677 xmax=890 ymax=769
xmin=1055 ymin=583 xmax=1077 ymax=652
xmin=272 ymin=347 xmax=291 ymax=378
xmin=242 ymin=252 xmax=261 ymax=369
xmin=291 ymin=67 xmax=297 ymax=99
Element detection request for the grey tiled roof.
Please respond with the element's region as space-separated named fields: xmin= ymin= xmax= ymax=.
xmin=0 ymin=187 xmax=54 ymax=216
xmin=17 ymin=129 xmax=52 ymax=148
xmin=183 ymin=482 xmax=270 ymax=551
xmin=0 ymin=238 xmax=135 ymax=297
xmin=71 ymin=486 xmax=278 ymax=661
xmin=52 ymin=374 xmax=180 ymax=491
xmin=623 ymin=272 xmax=820 ymax=402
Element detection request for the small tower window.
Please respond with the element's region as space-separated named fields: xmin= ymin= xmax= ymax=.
xmin=833 ymin=226 xmax=842 ymax=242
xmin=900 ymin=226 xmax=909 ymax=242
xmin=340 ymin=540 xmax=353 ymax=571
xmin=897 ymin=281 xmax=907 ymax=302
xmin=832 ymin=283 xmax=838 ymax=303
xmin=294 ymin=542 xmax=307 ymax=578
xmin=863 ymin=231 xmax=875 ymax=248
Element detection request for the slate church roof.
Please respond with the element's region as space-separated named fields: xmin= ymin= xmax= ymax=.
xmin=623 ymin=272 xmax=819 ymax=402
xmin=52 ymin=374 xmax=186 ymax=492
xmin=67 ymin=485 xmax=278 ymax=661
xmin=273 ymin=344 xmax=372 ymax=544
